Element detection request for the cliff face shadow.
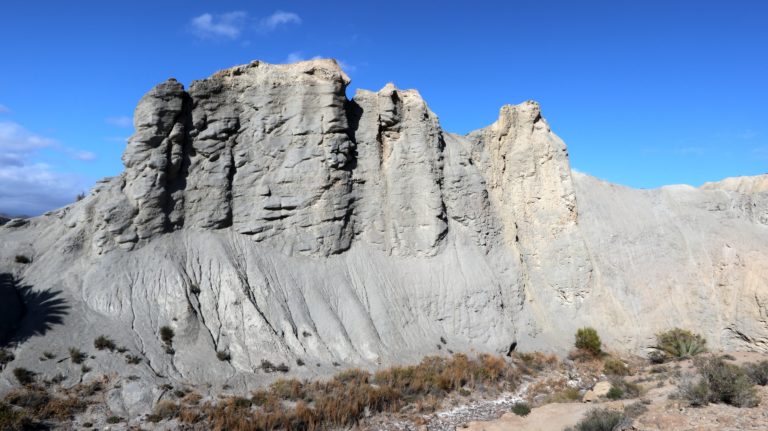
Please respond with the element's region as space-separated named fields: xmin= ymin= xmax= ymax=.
xmin=0 ymin=273 xmax=69 ymax=347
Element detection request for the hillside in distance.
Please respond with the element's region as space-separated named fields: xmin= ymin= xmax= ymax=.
xmin=1 ymin=59 xmax=766 ymax=415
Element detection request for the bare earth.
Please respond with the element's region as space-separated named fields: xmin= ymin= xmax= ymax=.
xmin=465 ymin=352 xmax=768 ymax=431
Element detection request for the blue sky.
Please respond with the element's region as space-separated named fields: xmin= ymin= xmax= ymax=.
xmin=1 ymin=1 xmax=766 ymax=215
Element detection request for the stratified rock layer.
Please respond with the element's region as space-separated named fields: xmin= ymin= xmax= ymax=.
xmin=1 ymin=59 xmax=766 ymax=415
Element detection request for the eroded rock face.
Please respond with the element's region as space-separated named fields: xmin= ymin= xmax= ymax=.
xmin=1 ymin=60 xmax=767 ymax=408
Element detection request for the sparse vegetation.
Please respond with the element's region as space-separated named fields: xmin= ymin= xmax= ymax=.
xmin=296 ymin=358 xmax=305 ymax=366
xmin=94 ymin=335 xmax=116 ymax=351
xmin=606 ymin=386 xmax=623 ymax=400
xmin=516 ymin=351 xmax=559 ymax=372
xmin=623 ymin=401 xmax=648 ymax=419
xmin=547 ymin=387 xmax=581 ymax=403
xmin=744 ymin=360 xmax=768 ymax=386
xmin=14 ymin=255 xmax=31 ymax=264
xmin=607 ymin=378 xmax=642 ymax=400
xmin=652 ymin=328 xmax=706 ymax=361
xmin=260 ymin=359 xmax=289 ymax=373
xmin=0 ymin=401 xmax=33 ymax=429
xmin=217 ymin=351 xmax=231 ymax=362
xmin=160 ymin=326 xmax=175 ymax=345
xmin=511 ymin=402 xmax=531 ymax=416
xmin=106 ymin=415 xmax=123 ymax=424
xmin=12 ymin=368 xmax=36 ymax=386
xmin=603 ymin=357 xmax=630 ymax=376
xmin=68 ymin=348 xmax=85 ymax=364
xmin=574 ymin=327 xmax=602 ymax=356
xmin=565 ymin=408 xmax=627 ymax=431
xmin=162 ymin=353 xmax=521 ymax=430
xmin=125 ymin=354 xmax=142 ymax=365
xmin=151 ymin=400 xmax=180 ymax=421
xmin=680 ymin=356 xmax=759 ymax=408
xmin=1 ymin=383 xmax=90 ymax=427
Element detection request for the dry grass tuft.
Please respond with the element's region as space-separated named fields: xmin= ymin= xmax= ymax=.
xmin=171 ymin=352 xmax=521 ymax=430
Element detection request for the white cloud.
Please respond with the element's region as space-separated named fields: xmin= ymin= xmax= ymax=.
xmin=260 ymin=11 xmax=301 ymax=31
xmin=68 ymin=150 xmax=97 ymax=161
xmin=105 ymin=116 xmax=132 ymax=128
xmin=105 ymin=136 xmax=129 ymax=144
xmin=0 ymin=121 xmax=93 ymax=215
xmin=337 ymin=60 xmax=357 ymax=73
xmin=285 ymin=51 xmax=317 ymax=63
xmin=191 ymin=11 xmax=247 ymax=39
xmin=0 ymin=104 xmax=10 ymax=114
xmin=0 ymin=163 xmax=84 ymax=216
xmin=0 ymin=121 xmax=56 ymax=154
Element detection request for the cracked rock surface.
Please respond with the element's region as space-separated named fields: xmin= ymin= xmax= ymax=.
xmin=1 ymin=59 xmax=767 ymax=415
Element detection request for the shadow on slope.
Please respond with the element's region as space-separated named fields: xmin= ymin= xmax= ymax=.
xmin=0 ymin=273 xmax=69 ymax=347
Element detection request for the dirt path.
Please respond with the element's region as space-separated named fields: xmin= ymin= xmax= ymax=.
xmin=466 ymin=402 xmax=591 ymax=431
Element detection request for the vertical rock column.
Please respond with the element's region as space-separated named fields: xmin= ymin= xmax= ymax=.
xmin=467 ymin=101 xmax=593 ymax=305
xmin=351 ymin=84 xmax=448 ymax=256
xmin=121 ymin=79 xmax=189 ymax=241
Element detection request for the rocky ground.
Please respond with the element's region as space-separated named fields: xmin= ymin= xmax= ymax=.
xmin=358 ymin=352 xmax=768 ymax=431
xmin=2 ymin=348 xmax=767 ymax=430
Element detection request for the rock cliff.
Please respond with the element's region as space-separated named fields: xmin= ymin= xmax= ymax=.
xmin=1 ymin=59 xmax=766 ymax=415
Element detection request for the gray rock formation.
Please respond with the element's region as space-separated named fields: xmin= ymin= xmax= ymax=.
xmin=1 ymin=59 xmax=766 ymax=415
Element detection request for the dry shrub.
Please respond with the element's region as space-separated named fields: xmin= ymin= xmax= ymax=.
xmin=269 ymin=378 xmax=305 ymax=401
xmin=152 ymin=400 xmax=179 ymax=420
xmin=603 ymin=357 xmax=631 ymax=376
xmin=175 ymin=353 xmax=520 ymax=431
xmin=3 ymin=386 xmax=87 ymax=422
xmin=548 ymin=386 xmax=582 ymax=403
xmin=182 ymin=391 xmax=202 ymax=405
xmin=516 ymin=351 xmax=559 ymax=372
xmin=0 ymin=402 xmax=34 ymax=430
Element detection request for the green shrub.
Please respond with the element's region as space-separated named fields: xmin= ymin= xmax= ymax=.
xmin=684 ymin=357 xmax=759 ymax=408
xmin=511 ymin=402 xmax=531 ymax=416
xmin=106 ymin=415 xmax=123 ymax=424
xmin=608 ymin=378 xmax=642 ymax=400
xmin=678 ymin=377 xmax=710 ymax=407
xmin=566 ymin=408 xmax=626 ymax=431
xmin=69 ymin=348 xmax=85 ymax=364
xmin=159 ymin=326 xmax=175 ymax=345
xmin=652 ymin=328 xmax=706 ymax=361
xmin=125 ymin=354 xmax=142 ymax=365
xmin=12 ymin=368 xmax=36 ymax=386
xmin=94 ymin=335 xmax=116 ymax=351
xmin=603 ymin=357 xmax=630 ymax=376
xmin=216 ymin=351 xmax=231 ymax=362
xmin=606 ymin=386 xmax=623 ymax=400
xmin=744 ymin=360 xmax=768 ymax=386
xmin=14 ymin=255 xmax=30 ymax=264
xmin=575 ymin=328 xmax=601 ymax=355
